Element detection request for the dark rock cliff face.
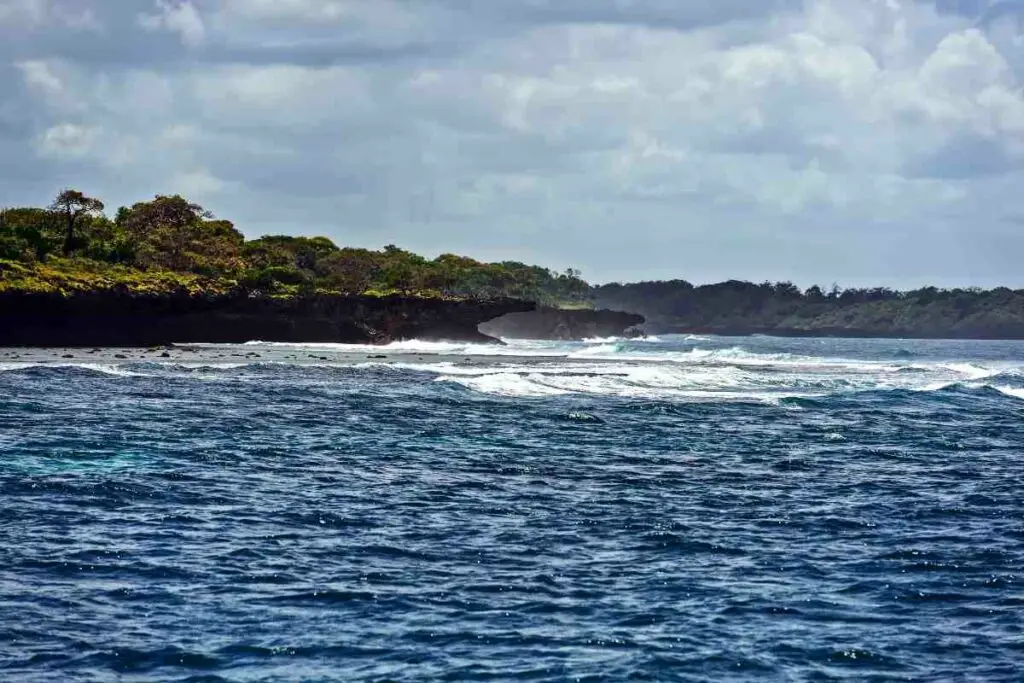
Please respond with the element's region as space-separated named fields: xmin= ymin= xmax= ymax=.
xmin=478 ymin=307 xmax=645 ymax=341
xmin=0 ymin=292 xmax=534 ymax=347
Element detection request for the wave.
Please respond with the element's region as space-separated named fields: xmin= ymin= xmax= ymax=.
xmin=440 ymin=372 xmax=573 ymax=397
xmin=239 ymin=339 xmax=499 ymax=353
xmin=562 ymin=345 xmax=888 ymax=372
xmin=993 ymin=385 xmax=1024 ymax=400
xmin=234 ymin=339 xmax=568 ymax=358
xmin=938 ymin=363 xmax=998 ymax=381
xmin=0 ymin=363 xmax=147 ymax=378
xmin=983 ymin=368 xmax=1024 ymax=386
xmin=196 ymin=339 xmax=841 ymax=367
xmin=4 ymin=338 xmax=1022 ymax=404
xmin=579 ymin=335 xmax=663 ymax=344
xmin=918 ymin=380 xmax=1024 ymax=401
xmin=434 ymin=362 xmax=861 ymax=402
xmin=430 ymin=354 xmax=1024 ymax=403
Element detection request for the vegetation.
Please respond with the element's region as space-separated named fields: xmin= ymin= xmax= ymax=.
xmin=6 ymin=187 xmax=1024 ymax=337
xmin=0 ymin=189 xmax=590 ymax=304
xmin=594 ymin=280 xmax=1024 ymax=337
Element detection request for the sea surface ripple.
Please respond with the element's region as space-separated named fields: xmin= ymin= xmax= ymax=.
xmin=1 ymin=336 xmax=1022 ymax=681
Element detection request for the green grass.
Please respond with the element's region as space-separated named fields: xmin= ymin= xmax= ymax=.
xmin=0 ymin=259 xmax=482 ymax=301
xmin=0 ymin=258 xmax=240 ymax=298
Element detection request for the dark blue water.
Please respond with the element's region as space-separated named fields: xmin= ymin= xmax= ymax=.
xmin=1 ymin=336 xmax=1022 ymax=681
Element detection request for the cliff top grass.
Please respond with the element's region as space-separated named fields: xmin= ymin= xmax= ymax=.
xmin=0 ymin=259 xmax=499 ymax=302
xmin=0 ymin=258 xmax=241 ymax=298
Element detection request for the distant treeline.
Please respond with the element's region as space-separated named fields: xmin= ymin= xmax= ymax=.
xmin=0 ymin=189 xmax=590 ymax=304
xmin=594 ymin=280 xmax=1024 ymax=338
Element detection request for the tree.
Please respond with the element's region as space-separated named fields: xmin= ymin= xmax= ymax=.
xmin=117 ymin=195 xmax=241 ymax=272
xmin=242 ymin=235 xmax=339 ymax=274
xmin=320 ymin=248 xmax=381 ymax=293
xmin=49 ymin=189 xmax=104 ymax=256
xmin=119 ymin=195 xmax=211 ymax=237
xmin=0 ymin=207 xmax=61 ymax=260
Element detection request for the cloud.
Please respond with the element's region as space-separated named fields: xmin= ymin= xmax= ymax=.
xmin=16 ymin=59 xmax=64 ymax=97
xmin=0 ymin=0 xmax=46 ymax=26
xmin=3 ymin=0 xmax=1024 ymax=287
xmin=139 ymin=0 xmax=205 ymax=47
xmin=0 ymin=0 xmax=101 ymax=31
xmin=218 ymin=0 xmax=359 ymax=22
xmin=37 ymin=122 xmax=97 ymax=157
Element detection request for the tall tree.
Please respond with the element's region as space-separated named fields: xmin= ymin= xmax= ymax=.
xmin=49 ymin=189 xmax=104 ymax=256
xmin=118 ymin=195 xmax=241 ymax=272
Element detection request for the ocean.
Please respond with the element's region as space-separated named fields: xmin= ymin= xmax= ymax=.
xmin=1 ymin=335 xmax=1022 ymax=681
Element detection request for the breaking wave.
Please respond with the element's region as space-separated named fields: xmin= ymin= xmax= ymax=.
xmin=4 ymin=335 xmax=1023 ymax=404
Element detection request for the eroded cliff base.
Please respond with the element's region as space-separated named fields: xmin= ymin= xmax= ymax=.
xmin=0 ymin=292 xmax=534 ymax=347
xmin=479 ymin=307 xmax=645 ymax=341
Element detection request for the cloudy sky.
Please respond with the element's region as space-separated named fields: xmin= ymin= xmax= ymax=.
xmin=3 ymin=0 xmax=1024 ymax=287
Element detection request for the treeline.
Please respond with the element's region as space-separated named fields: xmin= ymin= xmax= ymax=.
xmin=7 ymin=188 xmax=1024 ymax=337
xmin=0 ymin=189 xmax=590 ymax=304
xmin=594 ymin=280 xmax=1024 ymax=337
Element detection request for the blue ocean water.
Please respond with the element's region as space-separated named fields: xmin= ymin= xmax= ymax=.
xmin=1 ymin=335 xmax=1022 ymax=682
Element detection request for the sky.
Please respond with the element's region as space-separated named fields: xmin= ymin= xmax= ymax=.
xmin=3 ymin=0 xmax=1024 ymax=288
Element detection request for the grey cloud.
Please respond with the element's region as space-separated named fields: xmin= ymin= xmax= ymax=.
xmin=442 ymin=0 xmax=801 ymax=31
xmin=905 ymin=133 xmax=1019 ymax=179
xmin=4 ymin=0 xmax=1024 ymax=287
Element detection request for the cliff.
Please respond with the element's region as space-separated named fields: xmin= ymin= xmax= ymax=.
xmin=478 ymin=307 xmax=645 ymax=341
xmin=0 ymin=291 xmax=533 ymax=347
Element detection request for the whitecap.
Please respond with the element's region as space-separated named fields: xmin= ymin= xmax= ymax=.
xmin=436 ymin=372 xmax=572 ymax=397
xmin=0 ymin=363 xmax=148 ymax=378
xmin=993 ymin=385 xmax=1024 ymax=400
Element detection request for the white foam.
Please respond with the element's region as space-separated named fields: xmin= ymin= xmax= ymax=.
xmin=942 ymin=362 xmax=998 ymax=380
xmin=231 ymin=339 xmax=570 ymax=358
xmin=239 ymin=339 xmax=487 ymax=353
xmin=439 ymin=372 xmax=572 ymax=397
xmin=993 ymin=385 xmax=1024 ymax=400
xmin=10 ymin=336 xmax=1017 ymax=404
xmin=426 ymin=349 xmax=1024 ymax=401
xmin=569 ymin=343 xmax=621 ymax=357
xmin=0 ymin=363 xmax=148 ymax=377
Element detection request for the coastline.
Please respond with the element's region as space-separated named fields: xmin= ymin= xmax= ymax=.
xmin=0 ymin=291 xmax=533 ymax=347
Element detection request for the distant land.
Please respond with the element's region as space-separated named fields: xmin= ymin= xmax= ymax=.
xmin=3 ymin=188 xmax=1024 ymax=343
xmin=593 ymin=280 xmax=1024 ymax=340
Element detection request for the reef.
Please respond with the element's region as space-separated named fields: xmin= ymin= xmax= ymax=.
xmin=0 ymin=290 xmax=533 ymax=347
xmin=478 ymin=307 xmax=645 ymax=341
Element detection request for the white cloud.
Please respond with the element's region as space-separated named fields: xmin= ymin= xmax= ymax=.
xmin=0 ymin=0 xmax=48 ymax=27
xmin=0 ymin=0 xmax=101 ymax=31
xmin=16 ymin=59 xmax=63 ymax=96
xmin=171 ymin=167 xmax=230 ymax=197
xmin=219 ymin=0 xmax=352 ymax=22
xmin=37 ymin=122 xmax=97 ymax=157
xmin=139 ymin=0 xmax=205 ymax=47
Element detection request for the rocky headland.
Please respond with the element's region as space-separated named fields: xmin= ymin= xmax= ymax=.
xmin=0 ymin=290 xmax=533 ymax=347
